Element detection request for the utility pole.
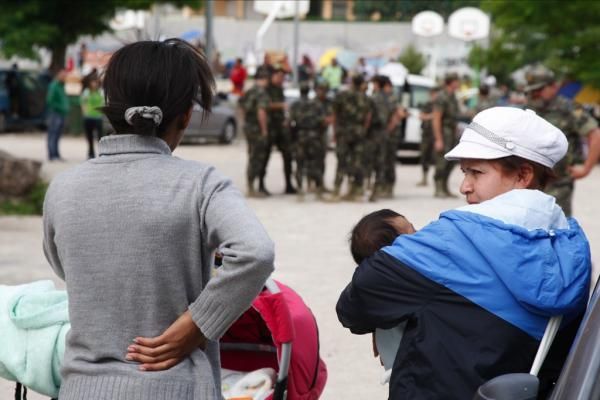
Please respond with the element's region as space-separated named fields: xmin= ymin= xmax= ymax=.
xmin=205 ymin=0 xmax=214 ymax=66
xmin=292 ymin=0 xmax=300 ymax=86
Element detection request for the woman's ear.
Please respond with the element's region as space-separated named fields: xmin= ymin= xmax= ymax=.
xmin=516 ymin=163 xmax=535 ymax=189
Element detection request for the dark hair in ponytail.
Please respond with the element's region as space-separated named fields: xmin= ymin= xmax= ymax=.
xmin=102 ymin=38 xmax=214 ymax=137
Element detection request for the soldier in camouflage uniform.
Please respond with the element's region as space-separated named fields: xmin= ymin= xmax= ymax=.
xmin=263 ymin=68 xmax=296 ymax=194
xmin=239 ymin=69 xmax=270 ymax=197
xmin=332 ymin=75 xmax=372 ymax=201
xmin=432 ymin=73 xmax=461 ymax=198
xmin=525 ymin=65 xmax=600 ymax=216
xmin=417 ymin=86 xmax=439 ymax=187
xmin=289 ymin=83 xmax=326 ymax=198
xmin=475 ymin=84 xmax=496 ymax=113
xmin=364 ymin=76 xmax=383 ymax=193
xmin=380 ymin=76 xmax=406 ymax=199
xmin=315 ymin=81 xmax=333 ymax=191
xmin=369 ymin=75 xmax=404 ymax=201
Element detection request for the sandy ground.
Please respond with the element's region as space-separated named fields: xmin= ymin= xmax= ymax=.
xmin=1 ymin=132 xmax=600 ymax=399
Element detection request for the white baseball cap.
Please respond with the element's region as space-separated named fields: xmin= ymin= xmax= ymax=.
xmin=445 ymin=107 xmax=568 ymax=168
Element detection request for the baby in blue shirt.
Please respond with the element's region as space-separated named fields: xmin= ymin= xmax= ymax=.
xmin=349 ymin=209 xmax=416 ymax=384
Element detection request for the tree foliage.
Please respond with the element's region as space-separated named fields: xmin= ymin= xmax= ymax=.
xmin=474 ymin=0 xmax=600 ymax=88
xmin=0 ymin=0 xmax=201 ymax=73
xmin=398 ymin=45 xmax=426 ymax=75
xmin=353 ymin=0 xmax=480 ymax=21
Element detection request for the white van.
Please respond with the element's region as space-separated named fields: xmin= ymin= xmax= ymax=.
xmin=390 ymin=74 xmax=436 ymax=163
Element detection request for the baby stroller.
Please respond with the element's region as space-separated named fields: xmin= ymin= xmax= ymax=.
xmin=220 ymin=278 xmax=328 ymax=400
xmin=7 ymin=278 xmax=327 ymax=400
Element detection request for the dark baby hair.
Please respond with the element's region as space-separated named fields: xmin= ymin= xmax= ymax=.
xmin=102 ymin=38 xmax=214 ymax=137
xmin=350 ymin=209 xmax=405 ymax=265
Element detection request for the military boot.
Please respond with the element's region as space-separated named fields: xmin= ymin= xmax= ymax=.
xmin=315 ymin=186 xmax=325 ymax=201
xmin=284 ymin=184 xmax=297 ymax=195
xmin=443 ymin=180 xmax=458 ymax=198
xmin=326 ymin=183 xmax=342 ymax=201
xmin=258 ymin=178 xmax=271 ymax=197
xmin=434 ymin=180 xmax=448 ymax=198
xmin=369 ymin=185 xmax=380 ymax=202
xmin=382 ymin=184 xmax=394 ymax=199
xmin=247 ymin=184 xmax=266 ymax=198
xmin=343 ymin=184 xmax=363 ymax=202
xmin=284 ymin=175 xmax=297 ymax=195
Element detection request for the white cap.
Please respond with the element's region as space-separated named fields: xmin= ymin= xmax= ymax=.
xmin=445 ymin=107 xmax=568 ymax=168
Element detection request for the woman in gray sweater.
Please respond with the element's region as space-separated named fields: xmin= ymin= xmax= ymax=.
xmin=43 ymin=39 xmax=275 ymax=400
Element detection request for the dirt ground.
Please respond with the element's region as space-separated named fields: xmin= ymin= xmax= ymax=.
xmin=2 ymin=133 xmax=599 ymax=399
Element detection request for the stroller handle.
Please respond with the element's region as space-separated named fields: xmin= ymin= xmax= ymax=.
xmin=263 ymin=278 xmax=292 ymax=400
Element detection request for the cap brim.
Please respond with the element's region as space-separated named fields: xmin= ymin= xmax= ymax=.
xmin=445 ymin=140 xmax=511 ymax=161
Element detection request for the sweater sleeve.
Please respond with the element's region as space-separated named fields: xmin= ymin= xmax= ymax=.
xmin=188 ymin=168 xmax=274 ymax=340
xmin=336 ymin=251 xmax=433 ymax=335
xmin=42 ymin=182 xmax=65 ymax=281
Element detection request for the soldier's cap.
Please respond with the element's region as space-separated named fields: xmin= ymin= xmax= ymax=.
xmin=445 ymin=107 xmax=567 ymax=168
xmin=524 ymin=65 xmax=555 ymax=92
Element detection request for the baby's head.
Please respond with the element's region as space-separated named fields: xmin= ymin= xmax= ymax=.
xmin=350 ymin=209 xmax=415 ymax=264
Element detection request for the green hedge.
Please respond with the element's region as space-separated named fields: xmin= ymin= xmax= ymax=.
xmin=0 ymin=181 xmax=48 ymax=216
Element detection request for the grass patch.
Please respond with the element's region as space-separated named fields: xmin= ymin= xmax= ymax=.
xmin=0 ymin=181 xmax=48 ymax=216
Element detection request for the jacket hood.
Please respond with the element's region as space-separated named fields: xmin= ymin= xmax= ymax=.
xmin=456 ymin=189 xmax=569 ymax=231
xmin=382 ymin=190 xmax=591 ymax=339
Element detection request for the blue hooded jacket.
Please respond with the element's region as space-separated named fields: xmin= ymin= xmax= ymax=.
xmin=337 ymin=189 xmax=591 ymax=399
xmin=383 ymin=207 xmax=590 ymax=340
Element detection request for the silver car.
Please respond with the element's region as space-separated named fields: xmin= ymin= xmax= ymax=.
xmin=183 ymin=94 xmax=237 ymax=144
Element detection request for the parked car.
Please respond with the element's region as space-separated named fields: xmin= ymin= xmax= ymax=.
xmin=0 ymin=69 xmax=50 ymax=132
xmin=182 ymin=93 xmax=237 ymax=144
xmin=392 ymin=74 xmax=436 ymax=163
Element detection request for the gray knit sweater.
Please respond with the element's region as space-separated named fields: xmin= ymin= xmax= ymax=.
xmin=43 ymin=134 xmax=275 ymax=400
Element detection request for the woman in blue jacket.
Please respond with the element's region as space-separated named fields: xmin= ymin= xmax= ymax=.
xmin=336 ymin=107 xmax=591 ymax=399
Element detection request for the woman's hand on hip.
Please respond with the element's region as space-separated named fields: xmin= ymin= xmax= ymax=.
xmin=126 ymin=310 xmax=207 ymax=371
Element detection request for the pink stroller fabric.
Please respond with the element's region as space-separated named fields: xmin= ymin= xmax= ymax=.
xmin=221 ymin=280 xmax=327 ymax=400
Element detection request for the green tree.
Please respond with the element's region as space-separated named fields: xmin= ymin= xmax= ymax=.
xmin=476 ymin=0 xmax=600 ymax=87
xmin=0 ymin=0 xmax=200 ymax=74
xmin=398 ymin=45 xmax=426 ymax=75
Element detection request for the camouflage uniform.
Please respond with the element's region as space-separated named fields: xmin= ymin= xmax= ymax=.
xmin=382 ymin=93 xmax=401 ymax=194
xmin=363 ymin=92 xmax=385 ymax=185
xmin=419 ymin=100 xmax=435 ymax=181
xmin=369 ymin=90 xmax=396 ymax=199
xmin=332 ymin=89 xmax=371 ymax=197
xmin=528 ymin=96 xmax=598 ymax=216
xmin=264 ymin=83 xmax=294 ymax=190
xmin=433 ymin=89 xmax=459 ymax=196
xmin=239 ymin=85 xmax=270 ymax=190
xmin=475 ymin=96 xmax=496 ymax=113
xmin=315 ymin=95 xmax=333 ymax=186
xmin=289 ymin=97 xmax=326 ymax=192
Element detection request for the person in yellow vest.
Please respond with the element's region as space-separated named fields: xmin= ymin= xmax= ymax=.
xmin=80 ymin=78 xmax=105 ymax=158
